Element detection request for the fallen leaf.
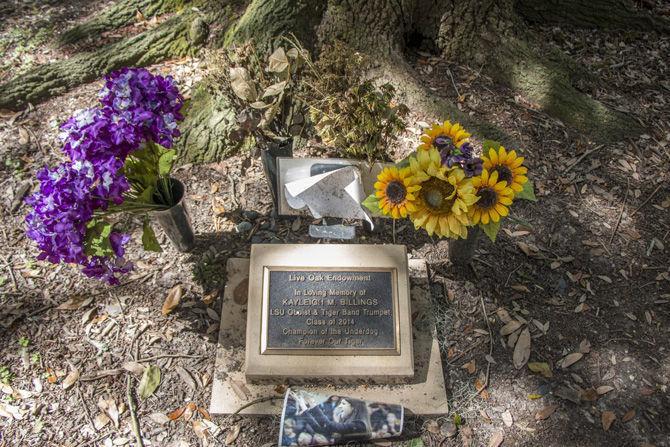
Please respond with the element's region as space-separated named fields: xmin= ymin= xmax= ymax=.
xmin=202 ymin=290 xmax=219 ymax=305
xmin=500 ymin=320 xmax=522 ymax=336
xmin=149 ymin=412 xmax=170 ymax=425
xmin=488 ymin=430 xmax=504 ymax=447
xmin=602 ymin=411 xmax=616 ymax=431
xmin=426 ymin=419 xmax=440 ymax=433
xmin=138 ymin=365 xmax=161 ymax=399
xmin=513 ymin=328 xmax=531 ymax=369
xmin=168 ymin=406 xmax=186 ymax=421
xmin=502 ymin=410 xmax=513 ymax=427
xmin=62 ymin=369 xmax=80 ymax=390
xmin=57 ymin=296 xmax=92 ymax=310
xmin=462 ymin=360 xmax=476 ymax=374
xmin=225 ymin=424 xmax=240 ymax=445
xmin=198 ymin=407 xmax=211 ymax=421
xmin=176 ymin=366 xmax=197 ymax=392
xmin=93 ymin=412 xmax=111 ymax=430
xmin=511 ymin=284 xmax=530 ymax=293
xmin=535 ymin=405 xmax=558 ymax=420
xmin=528 ymin=362 xmax=553 ymax=378
xmin=578 ymin=339 xmax=591 ymax=354
xmin=98 ymin=397 xmax=119 ymax=428
xmin=182 ymin=402 xmax=197 ymax=421
xmin=580 ymin=388 xmax=599 ymax=401
xmin=596 ymin=385 xmax=614 ymax=395
xmin=560 ymin=352 xmax=583 ymax=369
xmin=193 ymin=420 xmax=209 ymax=440
xmin=122 ymin=361 xmax=145 ymax=375
xmin=162 ymin=284 xmax=184 ymax=315
xmin=622 ymin=409 xmax=635 ymax=423
xmin=474 ymin=378 xmax=490 ymax=399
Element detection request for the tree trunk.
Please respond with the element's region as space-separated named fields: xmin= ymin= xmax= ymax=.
xmin=1 ymin=0 xmax=666 ymax=161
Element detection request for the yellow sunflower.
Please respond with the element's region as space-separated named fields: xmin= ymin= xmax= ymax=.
xmin=418 ymin=121 xmax=471 ymax=152
xmin=407 ymin=148 xmax=478 ymax=239
xmin=374 ymin=166 xmax=420 ymax=219
xmin=470 ymin=169 xmax=514 ymax=225
xmin=482 ymin=146 xmax=528 ymax=194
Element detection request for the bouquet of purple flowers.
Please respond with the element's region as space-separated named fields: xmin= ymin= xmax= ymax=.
xmin=25 ymin=68 xmax=184 ymax=284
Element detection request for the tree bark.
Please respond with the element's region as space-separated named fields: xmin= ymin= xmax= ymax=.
xmin=1 ymin=0 xmax=662 ymax=161
xmin=59 ymin=0 xmax=191 ymax=45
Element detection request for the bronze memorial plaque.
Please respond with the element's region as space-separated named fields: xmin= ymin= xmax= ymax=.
xmin=261 ymin=268 xmax=399 ymax=355
xmin=245 ymin=244 xmax=414 ymax=383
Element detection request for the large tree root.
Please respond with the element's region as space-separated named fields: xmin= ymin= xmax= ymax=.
xmin=0 ymin=11 xmax=203 ymax=110
xmin=59 ymin=0 xmax=191 ymax=46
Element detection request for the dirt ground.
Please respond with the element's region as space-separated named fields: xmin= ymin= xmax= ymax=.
xmin=1 ymin=2 xmax=669 ymax=446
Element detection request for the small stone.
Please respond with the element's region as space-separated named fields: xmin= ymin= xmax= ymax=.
xmin=236 ymin=221 xmax=253 ymax=233
xmin=242 ymin=210 xmax=260 ymax=220
xmin=440 ymin=421 xmax=457 ymax=437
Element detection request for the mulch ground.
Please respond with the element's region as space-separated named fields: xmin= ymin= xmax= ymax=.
xmin=0 ymin=2 xmax=668 ymax=446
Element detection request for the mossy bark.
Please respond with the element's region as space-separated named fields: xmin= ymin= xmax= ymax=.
xmin=0 ymin=11 xmax=204 ymax=110
xmin=176 ymin=86 xmax=240 ymax=163
xmin=59 ymin=0 xmax=192 ymax=45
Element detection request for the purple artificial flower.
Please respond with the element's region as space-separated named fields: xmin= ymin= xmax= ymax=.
xmin=25 ymin=160 xmax=133 ymax=284
xmin=82 ymin=256 xmax=133 ymax=285
xmin=99 ymin=67 xmax=184 ymax=148
xmin=439 ymin=141 xmax=482 ymax=177
xmin=26 ymin=66 xmax=184 ymax=285
xmin=25 ymin=161 xmax=97 ymax=265
xmin=462 ymin=157 xmax=483 ymax=177
xmin=59 ymin=108 xmax=141 ymax=164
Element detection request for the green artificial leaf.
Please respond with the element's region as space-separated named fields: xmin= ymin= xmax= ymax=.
xmin=406 ymin=439 xmax=425 ymax=447
xmin=481 ymin=220 xmax=501 ymax=243
xmin=84 ymin=220 xmax=115 ymax=257
xmin=515 ymin=180 xmax=537 ymax=202
xmin=138 ymin=365 xmax=161 ymax=400
xmin=361 ymin=194 xmax=383 ymax=216
xmin=137 ymin=186 xmax=155 ymax=204
xmin=396 ymin=151 xmax=416 ymax=168
xmin=158 ymin=149 xmax=176 ymax=176
xmin=453 ymin=413 xmax=463 ymax=427
xmin=482 ymin=139 xmax=502 ymax=156
xmin=142 ymin=219 xmax=162 ymax=252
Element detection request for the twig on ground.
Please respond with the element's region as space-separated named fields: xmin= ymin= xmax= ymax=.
xmin=138 ymin=353 xmax=207 ymax=362
xmin=563 ymin=145 xmax=603 ymax=173
xmin=630 ymin=184 xmax=662 ymax=217
xmin=476 ymin=294 xmax=493 ymax=396
xmin=610 ymin=179 xmax=629 ymax=245
xmin=76 ymin=384 xmax=96 ymax=432
xmin=447 ymin=69 xmax=461 ymax=98
xmin=129 ymin=322 xmax=151 ymax=361
xmin=80 ymin=369 xmax=124 ymax=382
xmin=126 ymin=374 xmax=145 ymax=447
xmin=3 ymin=256 xmax=18 ymax=290
xmin=231 ymin=396 xmax=279 ymax=416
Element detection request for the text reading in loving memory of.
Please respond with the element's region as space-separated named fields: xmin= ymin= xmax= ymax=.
xmin=264 ymin=269 xmax=397 ymax=354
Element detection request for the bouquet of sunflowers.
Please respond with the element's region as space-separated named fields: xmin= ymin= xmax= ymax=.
xmin=362 ymin=121 xmax=535 ymax=242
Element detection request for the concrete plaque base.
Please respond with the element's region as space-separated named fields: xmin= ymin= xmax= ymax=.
xmin=209 ymin=257 xmax=448 ymax=416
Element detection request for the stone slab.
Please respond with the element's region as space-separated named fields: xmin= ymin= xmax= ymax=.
xmin=210 ymin=257 xmax=448 ymax=415
xmin=245 ymin=244 xmax=414 ymax=383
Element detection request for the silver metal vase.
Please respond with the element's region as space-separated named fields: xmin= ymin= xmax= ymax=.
xmin=151 ymin=178 xmax=195 ymax=252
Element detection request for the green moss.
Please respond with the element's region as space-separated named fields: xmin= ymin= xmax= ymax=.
xmin=176 ymin=86 xmax=241 ymax=163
